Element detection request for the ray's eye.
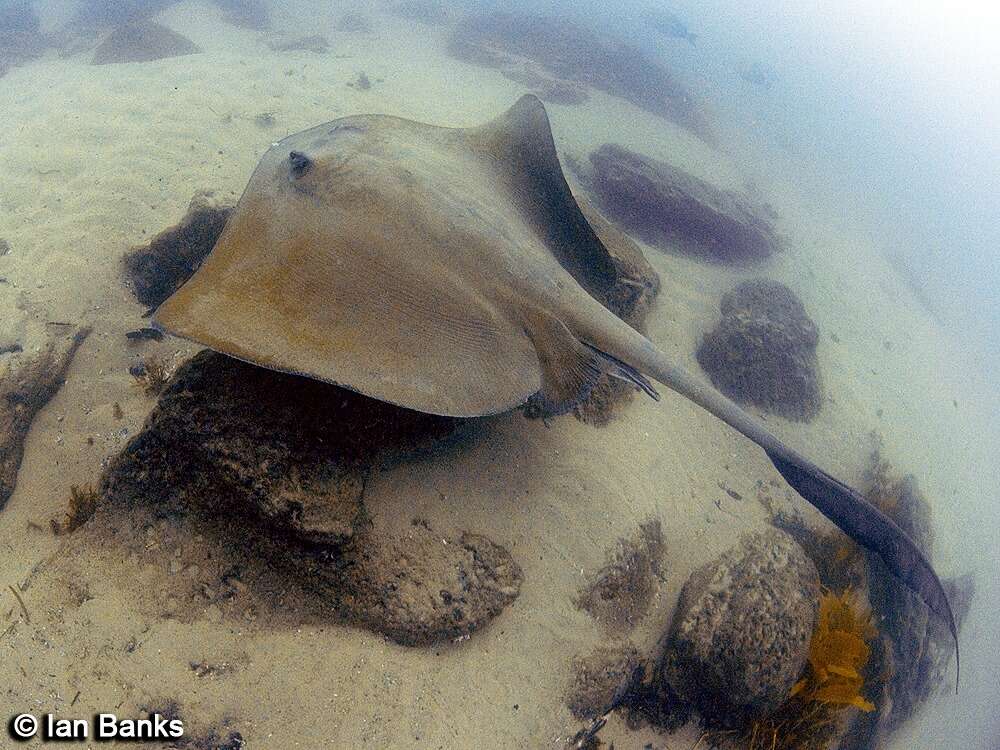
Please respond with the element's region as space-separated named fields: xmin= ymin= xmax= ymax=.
xmin=289 ymin=150 xmax=313 ymax=178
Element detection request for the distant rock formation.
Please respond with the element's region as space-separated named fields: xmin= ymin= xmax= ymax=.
xmin=0 ymin=327 xmax=90 ymax=510
xmin=447 ymin=13 xmax=714 ymax=142
xmin=575 ymin=144 xmax=780 ymax=264
xmin=0 ymin=1 xmax=49 ymax=79
xmin=91 ymin=20 xmax=201 ymax=65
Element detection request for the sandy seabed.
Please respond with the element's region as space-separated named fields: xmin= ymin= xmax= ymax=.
xmin=0 ymin=2 xmax=997 ymax=748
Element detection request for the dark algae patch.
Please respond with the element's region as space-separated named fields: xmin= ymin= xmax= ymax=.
xmin=574 ymin=519 xmax=664 ymax=632
xmin=122 ymin=191 xmax=232 ymax=310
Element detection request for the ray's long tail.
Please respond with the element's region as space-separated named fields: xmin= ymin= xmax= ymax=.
xmin=580 ymin=314 xmax=960 ymax=685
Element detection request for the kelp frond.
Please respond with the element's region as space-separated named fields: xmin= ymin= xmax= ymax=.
xmin=791 ymin=589 xmax=876 ymax=712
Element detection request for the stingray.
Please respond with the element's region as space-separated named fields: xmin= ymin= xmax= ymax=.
xmin=154 ymin=95 xmax=958 ymax=676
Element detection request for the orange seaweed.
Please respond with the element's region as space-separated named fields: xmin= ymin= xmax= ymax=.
xmin=791 ymin=590 xmax=876 ymax=712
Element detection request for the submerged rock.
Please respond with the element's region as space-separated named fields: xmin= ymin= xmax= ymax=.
xmin=91 ymin=20 xmax=201 ymax=65
xmin=102 ymin=350 xmax=457 ymax=545
xmin=337 ymin=12 xmax=372 ymax=34
xmin=851 ymin=458 xmax=973 ymax=745
xmin=72 ymin=0 xmax=178 ymax=28
xmin=0 ymin=327 xmax=90 ymax=510
xmin=447 ymin=13 xmax=713 ymax=142
xmin=500 ymin=67 xmax=589 ymax=106
xmin=579 ymin=144 xmax=780 ymax=263
xmin=334 ymin=526 xmax=522 ymax=646
xmin=212 ymin=0 xmax=270 ymax=30
xmin=660 ymin=529 xmax=819 ymax=726
xmin=696 ymin=279 xmax=822 ymax=421
xmin=390 ymin=1 xmax=450 ymax=25
xmin=99 ymin=350 xmax=521 ymax=644
xmin=122 ymin=190 xmax=232 ymax=310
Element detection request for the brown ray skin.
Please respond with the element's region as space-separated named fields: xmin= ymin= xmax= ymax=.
xmin=154 ymin=95 xmax=958 ymax=677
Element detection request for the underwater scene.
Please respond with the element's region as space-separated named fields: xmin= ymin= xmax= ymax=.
xmin=0 ymin=0 xmax=997 ymax=747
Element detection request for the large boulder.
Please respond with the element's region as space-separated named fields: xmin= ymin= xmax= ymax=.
xmin=98 ymin=350 xmax=522 ymax=645
xmin=660 ymin=529 xmax=820 ymax=726
xmin=579 ymin=144 xmax=780 ymax=264
xmin=696 ymin=279 xmax=822 ymax=421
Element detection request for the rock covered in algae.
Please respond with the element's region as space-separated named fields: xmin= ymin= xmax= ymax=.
xmin=566 ymin=640 xmax=643 ymax=721
xmin=99 ymin=350 xmax=521 ymax=644
xmin=696 ymin=279 xmax=822 ymax=421
xmin=660 ymin=529 xmax=820 ymax=726
xmin=579 ymin=144 xmax=780 ymax=264
xmin=91 ymin=20 xmax=201 ymax=65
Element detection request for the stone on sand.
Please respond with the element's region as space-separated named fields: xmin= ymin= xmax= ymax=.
xmin=660 ymin=529 xmax=819 ymax=726
xmin=566 ymin=640 xmax=643 ymax=720
xmin=696 ymin=279 xmax=822 ymax=421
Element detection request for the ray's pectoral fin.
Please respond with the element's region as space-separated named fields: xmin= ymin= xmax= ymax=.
xmin=765 ymin=447 xmax=960 ymax=686
xmin=525 ymin=310 xmax=658 ymax=418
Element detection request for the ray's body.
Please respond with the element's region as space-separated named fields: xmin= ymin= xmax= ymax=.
xmin=155 ymin=96 xmax=958 ymax=672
